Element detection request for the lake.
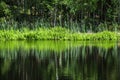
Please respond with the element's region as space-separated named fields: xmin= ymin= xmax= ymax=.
xmin=0 ymin=41 xmax=119 ymax=80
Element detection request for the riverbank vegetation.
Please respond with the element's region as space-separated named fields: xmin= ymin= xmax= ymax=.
xmin=0 ymin=27 xmax=118 ymax=40
xmin=0 ymin=0 xmax=120 ymax=40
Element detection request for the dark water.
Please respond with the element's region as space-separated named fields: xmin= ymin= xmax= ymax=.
xmin=0 ymin=41 xmax=120 ymax=80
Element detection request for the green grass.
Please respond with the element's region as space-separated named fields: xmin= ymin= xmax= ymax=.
xmin=0 ymin=27 xmax=119 ymax=41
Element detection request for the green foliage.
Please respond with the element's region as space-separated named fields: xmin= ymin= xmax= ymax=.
xmin=0 ymin=27 xmax=118 ymax=41
xmin=0 ymin=0 xmax=119 ymax=31
xmin=0 ymin=1 xmax=11 ymax=20
xmin=91 ymin=31 xmax=117 ymax=40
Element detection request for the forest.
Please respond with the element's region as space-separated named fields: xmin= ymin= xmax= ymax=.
xmin=0 ymin=0 xmax=120 ymax=40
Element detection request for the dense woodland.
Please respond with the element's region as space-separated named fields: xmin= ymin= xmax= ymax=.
xmin=0 ymin=0 xmax=120 ymax=32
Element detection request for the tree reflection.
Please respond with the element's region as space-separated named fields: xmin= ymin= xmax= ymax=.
xmin=0 ymin=41 xmax=119 ymax=80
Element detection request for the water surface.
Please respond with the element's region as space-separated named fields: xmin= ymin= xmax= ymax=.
xmin=0 ymin=41 xmax=119 ymax=80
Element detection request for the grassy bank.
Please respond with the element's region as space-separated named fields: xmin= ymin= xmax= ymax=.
xmin=0 ymin=27 xmax=119 ymax=41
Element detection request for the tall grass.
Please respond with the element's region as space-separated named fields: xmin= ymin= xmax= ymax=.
xmin=0 ymin=27 xmax=118 ymax=41
xmin=0 ymin=20 xmax=120 ymax=32
xmin=0 ymin=20 xmax=120 ymax=40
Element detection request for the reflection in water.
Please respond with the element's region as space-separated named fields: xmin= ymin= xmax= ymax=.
xmin=0 ymin=41 xmax=119 ymax=80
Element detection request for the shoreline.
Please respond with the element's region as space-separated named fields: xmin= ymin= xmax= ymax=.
xmin=0 ymin=27 xmax=119 ymax=41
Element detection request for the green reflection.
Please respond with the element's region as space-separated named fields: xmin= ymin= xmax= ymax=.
xmin=0 ymin=41 xmax=117 ymax=59
xmin=0 ymin=41 xmax=117 ymax=51
xmin=0 ymin=41 xmax=119 ymax=80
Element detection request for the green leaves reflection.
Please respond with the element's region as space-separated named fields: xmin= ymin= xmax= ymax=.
xmin=0 ymin=41 xmax=119 ymax=80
